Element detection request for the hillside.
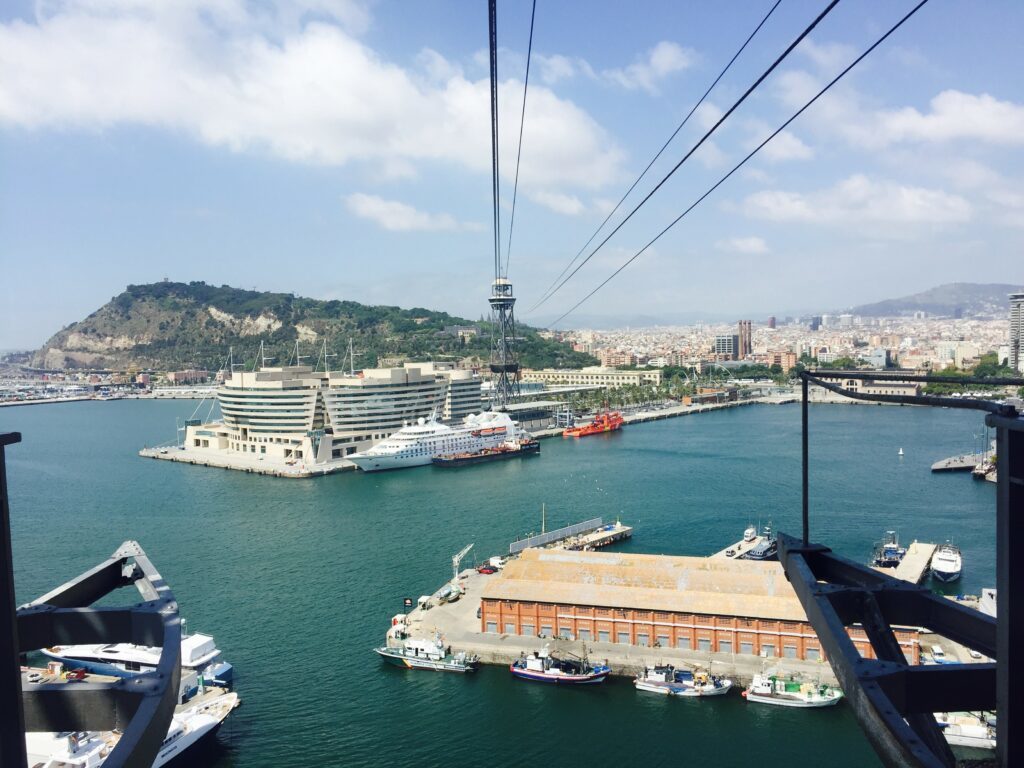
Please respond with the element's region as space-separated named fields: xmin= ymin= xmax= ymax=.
xmin=847 ymin=282 xmax=1022 ymax=318
xmin=31 ymin=282 xmax=597 ymax=371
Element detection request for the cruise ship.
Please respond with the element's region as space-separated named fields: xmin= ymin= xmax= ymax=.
xmin=348 ymin=411 xmax=520 ymax=471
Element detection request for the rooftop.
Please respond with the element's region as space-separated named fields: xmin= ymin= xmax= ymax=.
xmin=481 ymin=548 xmax=809 ymax=622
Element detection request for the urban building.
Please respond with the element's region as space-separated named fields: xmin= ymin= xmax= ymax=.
xmin=713 ymin=334 xmax=739 ymax=361
xmin=412 ymin=362 xmax=482 ymax=421
xmin=767 ymin=316 xmax=776 ymax=330
xmin=764 ymin=351 xmax=798 ymax=371
xmin=738 ymin=320 xmax=752 ymax=359
xmin=522 ymin=367 xmax=663 ymax=388
xmin=480 ymin=549 xmax=920 ymax=663
xmin=1011 ymin=292 xmax=1024 ymax=373
xmin=599 ymin=350 xmax=638 ymax=368
xmin=863 ymin=348 xmax=891 ymax=370
xmin=166 ymin=369 xmax=209 ymax=384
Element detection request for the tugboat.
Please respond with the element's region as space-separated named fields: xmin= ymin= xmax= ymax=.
xmin=742 ymin=673 xmax=843 ymax=707
xmin=634 ymin=665 xmax=732 ymax=697
xmin=930 ymin=542 xmax=963 ymax=582
xmin=562 ymin=411 xmax=624 ymax=438
xmin=871 ymin=531 xmax=907 ymax=568
xmin=740 ymin=523 xmax=778 ymax=561
xmin=510 ymin=645 xmax=610 ymax=684
xmin=374 ymin=633 xmax=479 ymax=673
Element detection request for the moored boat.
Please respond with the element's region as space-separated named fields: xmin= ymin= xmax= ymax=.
xmin=41 ymin=630 xmax=233 ymax=686
xmin=431 ymin=437 xmax=539 ymax=467
xmin=510 ymin=646 xmax=610 ymax=684
xmin=740 ymin=523 xmax=778 ymax=561
xmin=634 ymin=665 xmax=732 ymax=697
xmin=25 ymin=689 xmax=239 ymax=768
xmin=374 ymin=634 xmax=479 ymax=673
xmin=562 ymin=411 xmax=624 ymax=438
xmin=872 ymin=530 xmax=907 ymax=568
xmin=931 ymin=542 xmax=963 ymax=582
xmin=742 ymin=674 xmax=843 ymax=707
xmin=936 ymin=712 xmax=996 ymax=750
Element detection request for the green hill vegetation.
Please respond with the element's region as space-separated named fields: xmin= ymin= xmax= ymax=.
xmin=32 ymin=281 xmax=597 ymax=372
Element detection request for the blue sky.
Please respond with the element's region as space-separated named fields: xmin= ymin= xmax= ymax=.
xmin=2 ymin=0 xmax=1023 ymax=348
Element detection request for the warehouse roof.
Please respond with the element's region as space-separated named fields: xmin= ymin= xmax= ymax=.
xmin=480 ymin=548 xmax=809 ymax=623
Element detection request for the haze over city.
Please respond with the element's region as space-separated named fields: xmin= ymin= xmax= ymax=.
xmin=2 ymin=0 xmax=1023 ymax=349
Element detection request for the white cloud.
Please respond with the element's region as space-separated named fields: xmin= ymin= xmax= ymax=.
xmin=601 ymin=41 xmax=694 ymax=94
xmin=0 ymin=1 xmax=624 ymax=194
xmin=344 ymin=193 xmax=480 ymax=232
xmin=693 ymin=102 xmax=723 ymax=131
xmin=742 ymin=175 xmax=972 ymax=226
xmin=528 ymin=190 xmax=585 ymax=216
xmin=535 ymin=53 xmax=585 ymax=85
xmin=759 ymin=130 xmax=813 ymax=162
xmin=715 ymin=237 xmax=769 ymax=254
xmin=859 ymin=91 xmax=1024 ymax=147
xmin=797 ymin=39 xmax=855 ymax=71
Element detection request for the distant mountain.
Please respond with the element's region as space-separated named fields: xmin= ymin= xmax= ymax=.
xmin=846 ymin=282 xmax=1023 ymax=318
xmin=31 ymin=282 xmax=597 ymax=371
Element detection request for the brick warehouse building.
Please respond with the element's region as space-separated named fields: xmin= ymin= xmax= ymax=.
xmin=480 ymin=549 xmax=920 ymax=664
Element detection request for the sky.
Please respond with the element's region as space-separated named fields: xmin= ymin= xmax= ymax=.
xmin=1 ymin=0 xmax=1023 ymax=348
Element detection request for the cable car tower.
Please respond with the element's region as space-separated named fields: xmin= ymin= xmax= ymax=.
xmin=487 ymin=0 xmax=520 ymax=409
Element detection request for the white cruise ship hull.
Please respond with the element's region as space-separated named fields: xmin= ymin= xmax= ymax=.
xmin=348 ymin=454 xmax=433 ymax=472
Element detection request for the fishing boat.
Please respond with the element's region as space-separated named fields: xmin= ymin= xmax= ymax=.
xmin=936 ymin=712 xmax=996 ymax=750
xmin=742 ymin=674 xmax=843 ymax=707
xmin=25 ymin=689 xmax=239 ymax=768
xmin=740 ymin=523 xmax=778 ymax=561
xmin=431 ymin=436 xmax=539 ymax=467
xmin=510 ymin=646 xmax=610 ymax=684
xmin=349 ymin=411 xmax=523 ymax=471
xmin=871 ymin=531 xmax=907 ymax=568
xmin=931 ymin=542 xmax=963 ymax=582
xmin=562 ymin=411 xmax=624 ymax=438
xmin=41 ymin=630 xmax=233 ymax=685
xmin=374 ymin=634 xmax=479 ymax=673
xmin=634 ymin=665 xmax=732 ymax=697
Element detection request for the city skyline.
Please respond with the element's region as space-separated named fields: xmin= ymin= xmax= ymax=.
xmin=3 ymin=0 xmax=1024 ymax=349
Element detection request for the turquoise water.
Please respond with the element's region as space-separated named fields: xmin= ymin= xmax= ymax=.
xmin=1 ymin=401 xmax=995 ymax=767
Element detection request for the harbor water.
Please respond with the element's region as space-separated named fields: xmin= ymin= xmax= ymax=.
xmin=2 ymin=400 xmax=995 ymax=767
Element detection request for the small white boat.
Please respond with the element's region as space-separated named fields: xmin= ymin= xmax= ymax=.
xmin=25 ymin=690 xmax=239 ymax=767
xmin=634 ymin=665 xmax=732 ymax=697
xmin=898 ymin=447 xmax=904 ymax=456
xmin=931 ymin=542 xmax=963 ymax=583
xmin=936 ymin=712 xmax=996 ymax=750
xmin=743 ymin=674 xmax=843 ymax=707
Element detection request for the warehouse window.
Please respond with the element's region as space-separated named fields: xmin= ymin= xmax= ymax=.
xmin=486 ymin=622 xmax=498 ymax=633
xmin=636 ymin=633 xmax=649 ymax=647
xmin=676 ymin=636 xmax=690 ymax=650
xmin=598 ymin=630 xmax=610 ymax=643
xmin=697 ymin=638 xmax=712 ymax=652
xmin=504 ymin=623 xmax=516 ymax=635
xmin=656 ymin=635 xmax=670 ymax=648
xmin=521 ymin=623 xmax=535 ymax=636
xmin=718 ymin=640 xmax=732 ymax=654
xmin=558 ymin=627 xmax=574 ymax=640
xmin=784 ymin=645 xmax=798 ymax=659
xmin=617 ymin=632 xmax=630 ymax=644
xmin=806 ymin=647 xmax=821 ymax=661
xmin=540 ymin=625 xmax=552 ymax=637
xmin=762 ymin=644 xmax=775 ymax=657
xmin=578 ymin=629 xmax=592 ymax=642
xmin=740 ymin=641 xmax=754 ymax=655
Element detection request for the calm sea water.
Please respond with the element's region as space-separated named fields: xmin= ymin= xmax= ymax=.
xmin=1 ymin=400 xmax=995 ymax=767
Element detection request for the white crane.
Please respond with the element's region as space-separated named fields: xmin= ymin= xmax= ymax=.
xmin=452 ymin=543 xmax=474 ymax=589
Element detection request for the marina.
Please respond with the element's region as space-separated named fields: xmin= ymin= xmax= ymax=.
xmin=4 ymin=397 xmax=1000 ymax=767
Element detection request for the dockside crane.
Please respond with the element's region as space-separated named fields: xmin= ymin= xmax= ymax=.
xmin=452 ymin=543 xmax=474 ymax=590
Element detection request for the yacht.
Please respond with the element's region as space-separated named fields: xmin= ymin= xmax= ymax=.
xmin=25 ymin=689 xmax=239 ymax=767
xmin=931 ymin=542 xmax=963 ymax=582
xmin=349 ymin=411 xmax=521 ymax=472
xmin=872 ymin=531 xmax=907 ymax=568
xmin=41 ymin=631 xmax=233 ymax=685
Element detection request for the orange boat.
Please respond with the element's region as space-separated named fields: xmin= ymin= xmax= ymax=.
xmin=562 ymin=411 xmax=625 ymax=438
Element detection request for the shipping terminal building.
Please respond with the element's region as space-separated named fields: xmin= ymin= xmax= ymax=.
xmin=480 ymin=549 xmax=921 ymax=664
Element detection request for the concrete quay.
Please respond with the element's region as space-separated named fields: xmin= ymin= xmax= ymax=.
xmin=395 ymin=567 xmax=838 ymax=686
xmin=875 ymin=541 xmax=937 ymax=584
xmin=139 ymin=445 xmax=354 ymax=478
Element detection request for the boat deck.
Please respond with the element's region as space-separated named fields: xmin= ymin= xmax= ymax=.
xmin=873 ymin=541 xmax=937 ymax=584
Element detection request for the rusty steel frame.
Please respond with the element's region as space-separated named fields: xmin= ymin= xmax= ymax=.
xmin=782 ymin=371 xmax=1023 ymax=768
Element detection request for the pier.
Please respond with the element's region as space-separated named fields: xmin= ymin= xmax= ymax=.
xmin=931 ymin=454 xmax=978 ymax=472
xmin=508 ymin=517 xmax=632 ymax=555
xmin=139 ymin=445 xmax=353 ymax=478
xmin=875 ymin=540 xmax=937 ymax=584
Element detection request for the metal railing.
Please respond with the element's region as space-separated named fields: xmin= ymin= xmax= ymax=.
xmin=780 ymin=371 xmax=1022 ymax=767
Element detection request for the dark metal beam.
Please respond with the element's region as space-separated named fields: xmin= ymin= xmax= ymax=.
xmin=0 ymin=433 xmax=26 ymax=768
